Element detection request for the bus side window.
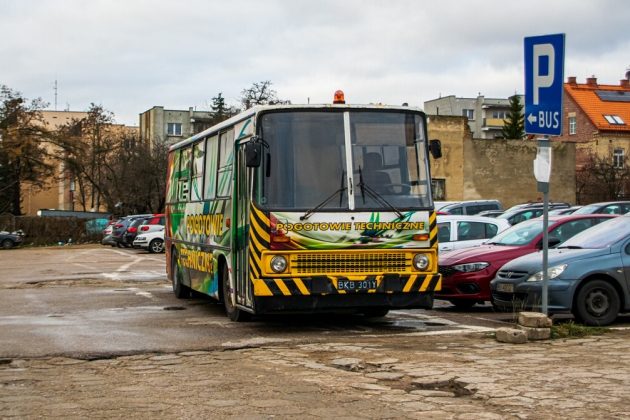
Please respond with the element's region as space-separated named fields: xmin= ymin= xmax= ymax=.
xmin=190 ymin=140 xmax=205 ymax=202
xmin=204 ymin=135 xmax=219 ymax=199
xmin=217 ymin=129 xmax=234 ymax=197
xmin=178 ymin=146 xmax=192 ymax=202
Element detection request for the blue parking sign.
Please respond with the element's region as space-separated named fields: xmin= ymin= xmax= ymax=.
xmin=524 ymin=34 xmax=565 ymax=136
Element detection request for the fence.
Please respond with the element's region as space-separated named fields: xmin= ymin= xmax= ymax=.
xmin=0 ymin=213 xmax=106 ymax=246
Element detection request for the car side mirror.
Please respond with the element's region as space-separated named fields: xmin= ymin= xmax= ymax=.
xmin=245 ymin=141 xmax=262 ymax=167
xmin=429 ymin=139 xmax=442 ymax=159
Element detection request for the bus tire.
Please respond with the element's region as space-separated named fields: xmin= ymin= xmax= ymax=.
xmin=171 ymin=249 xmax=190 ymax=299
xmin=221 ymin=264 xmax=250 ymax=322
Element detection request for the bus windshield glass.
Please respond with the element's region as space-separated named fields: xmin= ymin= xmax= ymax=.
xmin=258 ymin=110 xmax=431 ymax=211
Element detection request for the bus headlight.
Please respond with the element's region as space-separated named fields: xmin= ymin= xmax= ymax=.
xmin=413 ymin=254 xmax=430 ymax=271
xmin=270 ymin=255 xmax=288 ymax=273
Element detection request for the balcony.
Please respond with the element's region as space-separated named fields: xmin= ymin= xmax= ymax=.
xmin=482 ymin=118 xmax=506 ymax=128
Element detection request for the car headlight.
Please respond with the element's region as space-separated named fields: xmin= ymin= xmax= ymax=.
xmin=526 ymin=264 xmax=567 ymax=282
xmin=452 ymin=262 xmax=489 ymax=273
xmin=136 ymin=236 xmax=145 ymax=241
xmin=413 ymin=254 xmax=430 ymax=271
xmin=270 ymin=255 xmax=288 ymax=273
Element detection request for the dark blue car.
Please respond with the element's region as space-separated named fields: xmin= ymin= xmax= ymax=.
xmin=491 ymin=215 xmax=630 ymax=326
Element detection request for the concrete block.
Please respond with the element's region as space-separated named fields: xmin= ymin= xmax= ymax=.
xmin=518 ymin=325 xmax=551 ymax=340
xmin=495 ymin=328 xmax=528 ymax=344
xmin=518 ymin=312 xmax=553 ymax=328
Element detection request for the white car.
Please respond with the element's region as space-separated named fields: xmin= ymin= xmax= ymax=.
xmin=133 ymin=228 xmax=164 ymax=253
xmin=437 ymin=215 xmax=510 ymax=254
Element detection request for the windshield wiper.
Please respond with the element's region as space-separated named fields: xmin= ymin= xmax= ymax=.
xmin=557 ymin=245 xmax=583 ymax=249
xmin=300 ymin=172 xmax=346 ymax=221
xmin=357 ymin=167 xmax=404 ymax=219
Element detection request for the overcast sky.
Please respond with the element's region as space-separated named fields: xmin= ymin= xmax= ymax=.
xmin=1 ymin=0 xmax=629 ymax=126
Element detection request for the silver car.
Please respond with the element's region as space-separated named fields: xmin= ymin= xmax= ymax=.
xmin=490 ymin=215 xmax=630 ymax=326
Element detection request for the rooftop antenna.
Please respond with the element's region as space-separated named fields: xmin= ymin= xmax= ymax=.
xmin=53 ymin=80 xmax=58 ymax=111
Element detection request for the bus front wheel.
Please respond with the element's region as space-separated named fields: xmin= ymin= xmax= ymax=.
xmin=221 ymin=264 xmax=250 ymax=322
xmin=171 ymin=250 xmax=190 ymax=299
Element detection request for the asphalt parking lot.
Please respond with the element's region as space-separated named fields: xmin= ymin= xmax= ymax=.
xmin=2 ymin=245 xmax=630 ymax=418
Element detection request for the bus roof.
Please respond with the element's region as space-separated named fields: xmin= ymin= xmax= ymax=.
xmin=168 ymin=103 xmax=425 ymax=151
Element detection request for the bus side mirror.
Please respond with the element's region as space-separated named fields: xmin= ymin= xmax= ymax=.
xmin=245 ymin=142 xmax=262 ymax=167
xmin=429 ymin=139 xmax=442 ymax=159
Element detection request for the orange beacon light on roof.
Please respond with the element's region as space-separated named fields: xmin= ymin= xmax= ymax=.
xmin=333 ymin=90 xmax=345 ymax=104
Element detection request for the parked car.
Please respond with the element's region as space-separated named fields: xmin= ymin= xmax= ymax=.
xmin=438 ymin=200 xmax=502 ymax=216
xmin=137 ymin=214 xmax=165 ymax=234
xmin=436 ymin=214 xmax=617 ymax=309
xmin=133 ymin=228 xmax=165 ymax=253
xmin=572 ymin=201 xmax=630 ymax=215
xmin=122 ymin=216 xmax=152 ymax=247
xmin=437 ymin=215 xmax=510 ymax=254
xmin=548 ymin=206 xmax=582 ymax=216
xmin=503 ymin=202 xmax=571 ymax=213
xmin=101 ymin=222 xmax=117 ymax=246
xmin=491 ymin=215 xmax=630 ymax=326
xmin=497 ymin=202 xmax=572 ymax=226
xmin=0 ymin=230 xmax=24 ymax=249
xmin=111 ymin=214 xmax=153 ymax=248
xmin=477 ymin=210 xmax=504 ymax=218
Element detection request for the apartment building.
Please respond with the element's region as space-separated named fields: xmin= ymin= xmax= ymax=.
xmin=424 ymin=94 xmax=523 ymax=139
xmin=139 ymin=106 xmax=216 ymax=145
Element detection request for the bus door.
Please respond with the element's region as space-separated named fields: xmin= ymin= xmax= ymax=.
xmin=233 ymin=140 xmax=254 ymax=310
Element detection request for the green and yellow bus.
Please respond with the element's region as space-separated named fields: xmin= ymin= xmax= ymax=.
xmin=165 ymin=93 xmax=442 ymax=321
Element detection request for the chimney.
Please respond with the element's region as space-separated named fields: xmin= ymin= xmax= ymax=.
xmin=567 ymin=76 xmax=577 ymax=85
xmin=622 ymin=79 xmax=630 ymax=88
xmin=586 ymin=76 xmax=598 ymax=87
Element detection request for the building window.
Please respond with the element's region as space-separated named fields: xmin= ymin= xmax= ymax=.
xmin=492 ymin=111 xmax=507 ymax=119
xmin=604 ymin=115 xmax=625 ymax=125
xmin=431 ymin=178 xmax=445 ymax=200
xmin=613 ymin=148 xmax=625 ymax=169
xmin=568 ymin=116 xmax=576 ymax=135
xmin=167 ymin=122 xmax=183 ymax=136
xmin=462 ymin=109 xmax=474 ymax=120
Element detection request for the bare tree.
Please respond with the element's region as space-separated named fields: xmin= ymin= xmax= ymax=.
xmin=239 ymin=81 xmax=290 ymax=110
xmin=576 ymin=152 xmax=630 ymax=204
xmin=0 ymin=86 xmax=55 ymax=215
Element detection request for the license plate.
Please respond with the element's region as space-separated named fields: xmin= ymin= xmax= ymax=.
xmin=496 ymin=283 xmax=514 ymax=293
xmin=337 ymin=279 xmax=377 ymax=291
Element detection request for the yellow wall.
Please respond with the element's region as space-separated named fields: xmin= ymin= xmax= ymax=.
xmin=428 ymin=115 xmax=576 ymax=207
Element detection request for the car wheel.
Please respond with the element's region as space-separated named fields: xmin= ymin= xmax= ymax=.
xmin=221 ymin=264 xmax=250 ymax=322
xmin=149 ymin=238 xmax=164 ymax=253
xmin=449 ymin=299 xmax=477 ymax=310
xmin=171 ymin=250 xmax=190 ymax=299
xmin=1 ymin=239 xmax=14 ymax=249
xmin=573 ymin=279 xmax=620 ymax=326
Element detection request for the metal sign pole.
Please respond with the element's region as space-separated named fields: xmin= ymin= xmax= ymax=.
xmin=536 ymin=137 xmax=551 ymax=315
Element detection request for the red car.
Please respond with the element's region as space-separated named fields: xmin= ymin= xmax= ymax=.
xmin=436 ymin=214 xmax=617 ymax=309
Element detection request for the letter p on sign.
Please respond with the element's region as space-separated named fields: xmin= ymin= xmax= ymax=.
xmin=533 ymin=43 xmax=554 ymax=105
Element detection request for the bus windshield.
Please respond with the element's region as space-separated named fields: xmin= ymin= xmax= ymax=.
xmin=258 ymin=110 xmax=431 ymax=212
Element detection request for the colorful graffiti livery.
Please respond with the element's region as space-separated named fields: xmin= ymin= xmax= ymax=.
xmin=179 ymin=248 xmax=215 ymax=273
xmin=186 ymin=214 xmax=224 ymax=236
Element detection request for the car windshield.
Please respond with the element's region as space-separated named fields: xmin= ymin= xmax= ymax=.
xmin=487 ymin=220 xmax=543 ymax=246
xmin=571 ymin=204 xmax=600 ymax=214
xmin=559 ymin=217 xmax=630 ymax=249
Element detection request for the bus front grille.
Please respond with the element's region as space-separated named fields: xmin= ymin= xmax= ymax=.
xmin=292 ymin=252 xmax=409 ymax=274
